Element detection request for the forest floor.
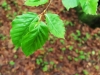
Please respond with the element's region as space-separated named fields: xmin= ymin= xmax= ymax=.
xmin=0 ymin=0 xmax=100 ymax=75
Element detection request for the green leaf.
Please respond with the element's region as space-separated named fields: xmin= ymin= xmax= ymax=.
xmin=79 ymin=0 xmax=99 ymax=15
xmin=62 ymin=0 xmax=79 ymax=10
xmin=45 ymin=13 xmax=65 ymax=38
xmin=36 ymin=58 xmax=43 ymax=65
xmin=25 ymin=0 xmax=49 ymax=6
xmin=42 ymin=65 xmax=48 ymax=72
xmin=9 ymin=60 xmax=15 ymax=66
xmin=21 ymin=22 xmax=49 ymax=56
xmin=10 ymin=12 xmax=38 ymax=47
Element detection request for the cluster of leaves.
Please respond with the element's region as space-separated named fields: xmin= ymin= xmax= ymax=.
xmin=62 ymin=0 xmax=99 ymax=27
xmin=25 ymin=0 xmax=99 ymax=15
xmin=10 ymin=10 xmax=65 ymax=56
xmin=1 ymin=0 xmax=11 ymax=10
xmin=10 ymin=0 xmax=99 ymax=56
xmin=62 ymin=0 xmax=99 ymax=15
xmin=36 ymin=56 xmax=56 ymax=72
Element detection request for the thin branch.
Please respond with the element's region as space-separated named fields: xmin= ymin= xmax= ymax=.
xmin=39 ymin=0 xmax=53 ymax=21
xmin=43 ymin=0 xmax=53 ymax=13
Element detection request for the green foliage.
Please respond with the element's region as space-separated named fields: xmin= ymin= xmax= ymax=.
xmin=60 ymin=39 xmax=65 ymax=44
xmin=62 ymin=0 xmax=99 ymax=15
xmin=10 ymin=12 xmax=38 ymax=47
xmin=25 ymin=0 xmax=49 ymax=6
xmin=14 ymin=55 xmax=18 ymax=59
xmin=36 ymin=57 xmax=49 ymax=72
xmin=77 ymin=12 xmax=100 ymax=28
xmin=36 ymin=58 xmax=43 ymax=65
xmin=79 ymin=55 xmax=86 ymax=60
xmin=83 ymin=70 xmax=89 ymax=75
xmin=10 ymin=12 xmax=65 ymax=56
xmin=0 ymin=34 xmax=6 ymax=40
xmin=70 ymin=32 xmax=81 ymax=41
xmin=1 ymin=0 xmax=11 ymax=10
xmin=45 ymin=13 xmax=65 ymax=38
xmin=25 ymin=0 xmax=99 ymax=15
xmin=59 ymin=55 xmax=63 ymax=60
xmin=75 ymin=74 xmax=79 ymax=75
xmin=76 ymin=30 xmax=81 ymax=36
xmin=85 ymin=33 xmax=90 ymax=39
xmin=50 ymin=61 xmax=55 ymax=65
xmin=67 ymin=55 xmax=72 ymax=60
xmin=79 ymin=51 xmax=84 ymax=55
xmin=48 ymin=48 xmax=53 ymax=52
xmin=71 ymin=33 xmax=78 ymax=40
xmin=75 ymin=49 xmax=79 ymax=53
xmin=78 ymin=51 xmax=86 ymax=60
xmin=91 ymin=51 xmax=95 ymax=55
xmin=95 ymin=65 xmax=99 ymax=70
xmin=21 ymin=21 xmax=49 ymax=56
xmin=2 ymin=1 xmax=7 ymax=8
xmin=65 ymin=21 xmax=74 ymax=26
xmin=69 ymin=46 xmax=73 ymax=51
xmin=62 ymin=0 xmax=78 ymax=10
xmin=10 ymin=0 xmax=99 ymax=56
xmin=37 ymin=56 xmax=54 ymax=72
xmin=75 ymin=73 xmax=79 ymax=75
xmin=9 ymin=60 xmax=15 ymax=66
xmin=74 ymin=57 xmax=79 ymax=61
xmin=42 ymin=65 xmax=48 ymax=72
xmin=82 ymin=33 xmax=90 ymax=41
xmin=61 ymin=47 xmax=66 ymax=51
xmin=79 ymin=0 xmax=98 ymax=15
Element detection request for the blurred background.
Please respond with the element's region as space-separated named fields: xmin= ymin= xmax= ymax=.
xmin=0 ymin=0 xmax=100 ymax=75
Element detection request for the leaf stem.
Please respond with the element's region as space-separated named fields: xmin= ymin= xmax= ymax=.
xmin=43 ymin=0 xmax=53 ymax=13
xmin=39 ymin=0 xmax=53 ymax=21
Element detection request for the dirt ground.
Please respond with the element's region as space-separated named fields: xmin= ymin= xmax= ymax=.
xmin=0 ymin=0 xmax=100 ymax=75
